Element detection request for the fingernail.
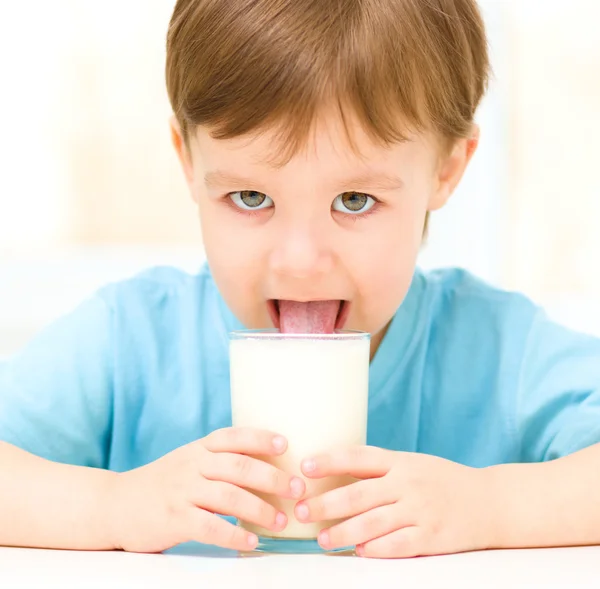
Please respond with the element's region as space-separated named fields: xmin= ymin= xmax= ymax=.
xmin=275 ymin=512 xmax=287 ymax=529
xmin=290 ymin=477 xmax=304 ymax=498
xmin=296 ymin=503 xmax=309 ymax=521
xmin=272 ymin=436 xmax=286 ymax=451
xmin=302 ymin=459 xmax=316 ymax=473
xmin=356 ymin=545 xmax=365 ymax=557
xmin=247 ymin=534 xmax=258 ymax=548
xmin=318 ymin=531 xmax=330 ymax=548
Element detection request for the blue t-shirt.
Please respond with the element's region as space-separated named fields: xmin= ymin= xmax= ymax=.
xmin=1 ymin=264 xmax=600 ymax=471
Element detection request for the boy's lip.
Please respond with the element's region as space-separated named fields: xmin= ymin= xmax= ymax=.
xmin=267 ymin=299 xmax=351 ymax=330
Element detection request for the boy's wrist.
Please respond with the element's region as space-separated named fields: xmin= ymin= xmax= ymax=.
xmin=103 ymin=470 xmax=126 ymax=551
xmin=480 ymin=461 xmax=547 ymax=550
xmin=470 ymin=464 xmax=510 ymax=551
xmin=479 ymin=464 xmax=510 ymax=549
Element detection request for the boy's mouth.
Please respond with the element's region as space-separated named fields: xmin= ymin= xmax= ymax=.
xmin=267 ymin=299 xmax=350 ymax=334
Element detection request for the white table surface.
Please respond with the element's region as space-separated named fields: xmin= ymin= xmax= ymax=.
xmin=0 ymin=544 xmax=598 ymax=589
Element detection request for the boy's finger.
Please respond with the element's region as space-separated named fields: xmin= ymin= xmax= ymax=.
xmin=301 ymin=446 xmax=395 ymax=479
xmin=358 ymin=525 xmax=425 ymax=559
xmin=188 ymin=509 xmax=259 ymax=552
xmin=319 ymin=504 xmax=408 ymax=551
xmin=193 ymin=480 xmax=287 ymax=533
xmin=294 ymin=477 xmax=393 ymax=523
xmin=202 ymin=427 xmax=287 ymax=455
xmin=202 ymin=452 xmax=305 ymax=499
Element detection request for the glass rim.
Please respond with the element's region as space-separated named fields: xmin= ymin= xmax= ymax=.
xmin=229 ymin=328 xmax=370 ymax=341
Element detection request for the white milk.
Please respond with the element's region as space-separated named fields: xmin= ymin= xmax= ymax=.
xmin=230 ymin=332 xmax=370 ymax=540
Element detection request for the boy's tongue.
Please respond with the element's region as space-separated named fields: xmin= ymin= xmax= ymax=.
xmin=278 ymin=300 xmax=340 ymax=334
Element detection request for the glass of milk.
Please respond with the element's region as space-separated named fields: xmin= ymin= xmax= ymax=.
xmin=229 ymin=329 xmax=370 ymax=554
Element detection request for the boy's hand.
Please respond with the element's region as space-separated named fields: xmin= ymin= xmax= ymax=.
xmin=109 ymin=427 xmax=305 ymax=553
xmin=294 ymin=446 xmax=492 ymax=558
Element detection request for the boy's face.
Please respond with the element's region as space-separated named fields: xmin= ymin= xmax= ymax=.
xmin=172 ymin=111 xmax=477 ymax=356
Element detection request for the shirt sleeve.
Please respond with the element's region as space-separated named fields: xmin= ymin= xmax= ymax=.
xmin=518 ymin=309 xmax=600 ymax=462
xmin=0 ymin=294 xmax=113 ymax=468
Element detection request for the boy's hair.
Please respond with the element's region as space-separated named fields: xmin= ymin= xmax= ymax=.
xmin=166 ymin=0 xmax=490 ymax=234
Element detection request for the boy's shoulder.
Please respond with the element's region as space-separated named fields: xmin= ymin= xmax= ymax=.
xmin=414 ymin=266 xmax=540 ymax=345
xmin=418 ymin=266 xmax=537 ymax=316
xmin=95 ymin=263 xmax=216 ymax=309
xmin=80 ymin=262 xmax=239 ymax=364
xmin=89 ymin=262 xmax=237 ymax=337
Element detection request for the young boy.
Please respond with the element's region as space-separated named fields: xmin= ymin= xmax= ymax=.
xmin=1 ymin=0 xmax=599 ymax=559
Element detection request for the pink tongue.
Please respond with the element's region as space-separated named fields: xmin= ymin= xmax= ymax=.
xmin=278 ymin=300 xmax=340 ymax=334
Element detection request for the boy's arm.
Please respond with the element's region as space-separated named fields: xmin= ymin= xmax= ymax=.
xmin=0 ymin=441 xmax=118 ymax=550
xmin=294 ymin=306 xmax=600 ymax=557
xmin=487 ymin=442 xmax=600 ymax=548
xmin=491 ymin=307 xmax=600 ymax=548
xmin=0 ymin=294 xmax=113 ymax=468
xmin=0 ymin=294 xmax=116 ymax=548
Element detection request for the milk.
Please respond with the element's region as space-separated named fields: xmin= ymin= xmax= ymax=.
xmin=230 ymin=331 xmax=370 ymax=540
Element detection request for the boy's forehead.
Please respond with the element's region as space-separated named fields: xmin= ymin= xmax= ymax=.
xmin=192 ymin=122 xmax=433 ymax=174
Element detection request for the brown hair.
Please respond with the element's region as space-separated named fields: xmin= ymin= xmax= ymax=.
xmin=166 ymin=0 xmax=489 ymax=147
xmin=166 ymin=0 xmax=490 ymax=230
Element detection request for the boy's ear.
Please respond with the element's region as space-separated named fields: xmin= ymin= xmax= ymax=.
xmin=428 ymin=125 xmax=480 ymax=211
xmin=170 ymin=116 xmax=195 ymax=189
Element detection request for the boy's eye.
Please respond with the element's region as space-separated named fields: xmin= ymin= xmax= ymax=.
xmin=229 ymin=190 xmax=274 ymax=211
xmin=332 ymin=192 xmax=376 ymax=214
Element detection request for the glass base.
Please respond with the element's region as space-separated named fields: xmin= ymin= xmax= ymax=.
xmin=243 ymin=535 xmax=355 ymax=556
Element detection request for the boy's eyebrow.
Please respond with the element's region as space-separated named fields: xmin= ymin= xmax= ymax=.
xmin=335 ymin=172 xmax=405 ymax=192
xmin=204 ymin=170 xmax=260 ymax=188
xmin=204 ymin=169 xmax=405 ymax=191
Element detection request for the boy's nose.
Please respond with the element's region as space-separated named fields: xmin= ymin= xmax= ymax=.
xmin=269 ymin=227 xmax=333 ymax=279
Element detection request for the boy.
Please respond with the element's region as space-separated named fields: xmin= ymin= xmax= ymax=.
xmin=1 ymin=0 xmax=600 ymax=559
